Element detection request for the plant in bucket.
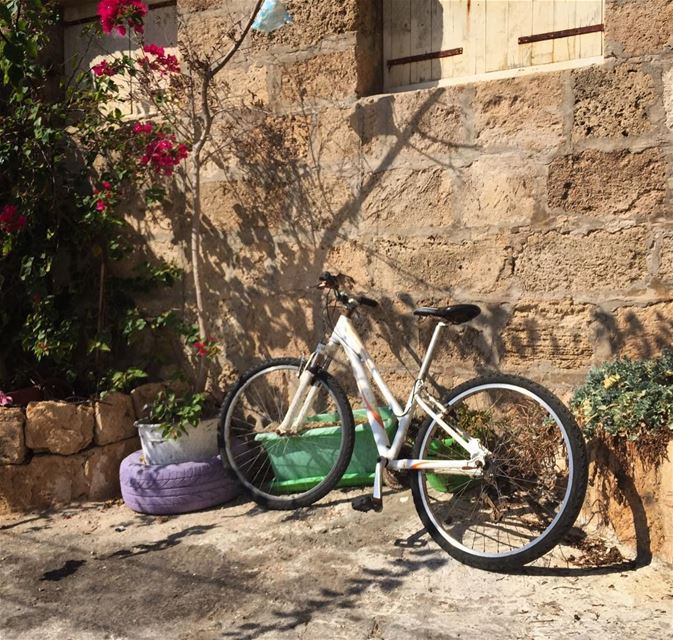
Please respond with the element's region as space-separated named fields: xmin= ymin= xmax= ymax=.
xmin=135 ymin=335 xmax=220 ymax=465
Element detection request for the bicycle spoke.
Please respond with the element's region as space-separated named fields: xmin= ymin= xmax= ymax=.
xmin=415 ymin=379 xmax=582 ymax=564
xmin=224 ymin=361 xmax=353 ymax=506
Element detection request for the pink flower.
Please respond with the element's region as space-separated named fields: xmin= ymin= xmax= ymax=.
xmin=140 ymin=132 xmax=190 ymax=176
xmin=143 ymin=44 xmax=165 ymax=57
xmin=98 ymin=0 xmax=147 ymax=37
xmin=133 ymin=121 xmax=154 ymax=135
xmin=93 ymin=182 xmax=114 ymax=212
xmin=91 ymin=60 xmax=117 ymax=77
xmin=0 ymin=391 xmax=13 ymax=407
xmin=138 ymin=44 xmax=180 ymax=75
xmin=193 ymin=341 xmax=208 ymax=357
xmin=0 ymin=204 xmax=26 ymax=233
xmin=192 ymin=337 xmax=218 ymax=358
xmin=0 ymin=204 xmax=18 ymax=222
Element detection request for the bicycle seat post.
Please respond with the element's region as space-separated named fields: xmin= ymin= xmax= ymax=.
xmin=417 ymin=321 xmax=447 ymax=382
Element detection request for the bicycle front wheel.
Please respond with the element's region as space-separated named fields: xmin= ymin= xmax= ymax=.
xmin=411 ymin=374 xmax=588 ymax=571
xmin=220 ymin=358 xmax=355 ymax=510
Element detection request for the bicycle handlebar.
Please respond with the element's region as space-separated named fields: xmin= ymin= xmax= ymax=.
xmin=318 ymin=272 xmax=379 ymax=309
xmin=356 ymin=295 xmax=378 ymax=308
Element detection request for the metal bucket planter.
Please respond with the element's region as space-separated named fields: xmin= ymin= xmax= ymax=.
xmin=136 ymin=418 xmax=219 ymax=465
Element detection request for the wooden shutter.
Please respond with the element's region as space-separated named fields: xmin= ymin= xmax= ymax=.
xmin=384 ymin=0 xmax=604 ymax=91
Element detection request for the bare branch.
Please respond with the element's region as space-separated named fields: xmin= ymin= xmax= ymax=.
xmin=208 ymin=0 xmax=265 ymax=79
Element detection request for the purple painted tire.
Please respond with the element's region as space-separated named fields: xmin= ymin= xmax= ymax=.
xmin=120 ymin=450 xmax=241 ymax=515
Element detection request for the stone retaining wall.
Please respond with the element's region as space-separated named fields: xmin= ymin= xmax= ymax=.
xmin=583 ymin=440 xmax=673 ymax=564
xmin=0 ymin=392 xmax=142 ymax=513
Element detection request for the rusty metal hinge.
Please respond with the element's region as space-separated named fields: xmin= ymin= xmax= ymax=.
xmin=387 ymin=47 xmax=463 ymax=70
xmin=518 ymin=24 xmax=604 ymax=45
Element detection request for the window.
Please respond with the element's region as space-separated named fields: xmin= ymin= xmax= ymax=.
xmin=383 ymin=0 xmax=604 ymax=91
xmin=62 ymin=0 xmax=177 ymax=117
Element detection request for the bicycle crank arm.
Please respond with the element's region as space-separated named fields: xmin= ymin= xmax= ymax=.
xmin=388 ymin=459 xmax=484 ymax=477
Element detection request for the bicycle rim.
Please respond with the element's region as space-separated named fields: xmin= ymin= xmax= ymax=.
xmin=223 ymin=361 xmax=353 ymax=507
xmin=415 ymin=381 xmax=579 ymax=564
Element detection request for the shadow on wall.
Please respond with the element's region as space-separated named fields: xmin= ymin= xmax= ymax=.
xmin=121 ymin=5 xmax=673 ymax=397
xmin=122 ymin=64 xmax=489 ymax=395
xmin=594 ymin=307 xmax=673 ymax=360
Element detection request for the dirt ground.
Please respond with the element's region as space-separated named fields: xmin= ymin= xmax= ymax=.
xmin=1 ymin=487 xmax=672 ymax=640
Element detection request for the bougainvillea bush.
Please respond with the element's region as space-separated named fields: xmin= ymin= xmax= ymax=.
xmin=0 ymin=0 xmax=191 ymax=397
xmin=1 ymin=0 xmax=269 ymax=404
xmin=571 ymin=351 xmax=673 ymax=443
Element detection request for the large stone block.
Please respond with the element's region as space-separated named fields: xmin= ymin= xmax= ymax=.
xmin=0 ymin=453 xmax=87 ymax=513
xmin=202 ymin=168 xmax=358 ymax=239
xmin=359 ymin=86 xmax=470 ymax=171
xmin=212 ymin=63 xmax=270 ymax=103
xmin=0 ymin=408 xmax=26 ymax=464
xmin=324 ymin=240 xmax=372 ymax=287
xmin=250 ymin=0 xmax=360 ymax=50
xmin=500 ymin=301 xmax=597 ymax=369
xmin=312 ymin=105 xmax=361 ymax=165
xmin=130 ymin=383 xmax=167 ymax=420
xmin=219 ymin=290 xmax=318 ymax=366
xmin=473 ymin=72 xmax=565 ymax=152
xmin=179 ymin=10 xmax=249 ymax=64
xmin=278 ymin=49 xmax=359 ymax=105
xmin=608 ymin=302 xmax=673 ymax=360
xmin=25 ymin=402 xmax=94 ymax=456
xmin=572 ymin=63 xmax=657 ymax=139
xmin=516 ymin=228 xmax=649 ymax=295
xmin=605 ymin=0 xmax=673 ymax=58
xmin=94 ymin=393 xmax=136 ymax=446
xmin=361 ymin=167 xmax=458 ymax=233
xmin=201 ymin=179 xmax=245 ymax=232
xmin=657 ymin=233 xmax=673 ymax=283
xmin=547 ymin=148 xmax=667 ymax=217
xmin=663 ymin=66 xmax=673 ymax=133
xmin=583 ymin=439 xmax=673 ymax=565
xmin=210 ymin=110 xmax=312 ymax=175
xmin=0 ymin=437 xmax=139 ymax=513
xmin=372 ymin=236 xmax=514 ymax=295
xmin=85 ymin=438 xmax=141 ymax=501
xmin=458 ymin=155 xmax=543 ymax=228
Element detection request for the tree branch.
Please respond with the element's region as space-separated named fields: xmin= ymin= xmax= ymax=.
xmin=208 ymin=0 xmax=265 ymax=79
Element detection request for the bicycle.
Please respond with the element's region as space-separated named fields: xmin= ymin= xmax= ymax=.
xmin=219 ymin=272 xmax=588 ymax=571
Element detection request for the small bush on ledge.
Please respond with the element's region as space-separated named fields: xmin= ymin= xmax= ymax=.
xmin=571 ymin=350 xmax=673 ymax=462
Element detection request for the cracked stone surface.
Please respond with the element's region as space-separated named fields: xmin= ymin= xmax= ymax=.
xmin=0 ymin=490 xmax=671 ymax=640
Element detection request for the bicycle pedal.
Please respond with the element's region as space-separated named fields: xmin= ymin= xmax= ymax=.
xmin=351 ymin=496 xmax=383 ymax=513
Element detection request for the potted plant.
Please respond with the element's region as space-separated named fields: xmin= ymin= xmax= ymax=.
xmin=135 ymin=388 xmax=220 ymax=465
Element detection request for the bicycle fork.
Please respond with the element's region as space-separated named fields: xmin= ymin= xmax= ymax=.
xmin=276 ymin=343 xmax=331 ymax=435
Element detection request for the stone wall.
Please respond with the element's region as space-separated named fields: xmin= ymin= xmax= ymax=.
xmin=583 ymin=439 xmax=673 ymax=564
xmin=119 ymin=0 xmax=673 ymax=557
xmin=0 ymin=394 xmax=139 ymax=513
xmin=126 ymin=0 xmax=673 ymax=405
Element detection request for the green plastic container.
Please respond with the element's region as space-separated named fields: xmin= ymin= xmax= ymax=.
xmin=426 ymin=437 xmax=478 ymax=493
xmin=254 ymin=407 xmax=398 ymax=493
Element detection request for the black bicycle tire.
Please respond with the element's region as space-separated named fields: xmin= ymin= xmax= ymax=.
xmin=410 ymin=373 xmax=588 ymax=571
xmin=219 ymin=357 xmax=355 ymax=510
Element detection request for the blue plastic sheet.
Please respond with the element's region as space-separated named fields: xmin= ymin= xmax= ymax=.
xmin=252 ymin=0 xmax=293 ymax=33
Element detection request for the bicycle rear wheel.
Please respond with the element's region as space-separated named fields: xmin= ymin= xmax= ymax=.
xmin=411 ymin=374 xmax=587 ymax=571
xmin=220 ymin=358 xmax=355 ymax=510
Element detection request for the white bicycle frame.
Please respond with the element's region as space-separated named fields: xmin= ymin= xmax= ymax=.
xmin=278 ymin=314 xmax=490 ymax=487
